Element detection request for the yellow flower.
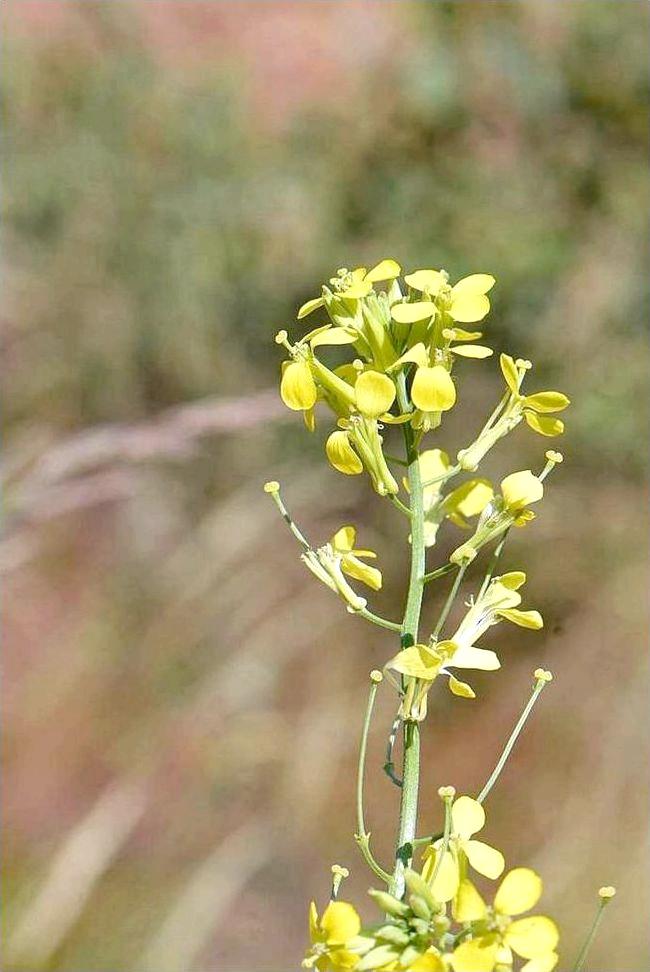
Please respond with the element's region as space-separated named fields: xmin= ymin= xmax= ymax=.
xmin=450 ymin=869 xmax=559 ymax=972
xmin=386 ymin=572 xmax=541 ymax=707
xmin=388 ymin=344 xmax=458 ymax=432
xmin=403 ymin=269 xmax=495 ymax=323
xmin=303 ymin=900 xmax=362 ymax=970
xmin=500 ymin=470 xmax=544 ymax=511
xmin=422 ymin=796 xmax=505 ymax=914
xmin=298 ymin=261 xmax=401 ymax=318
xmin=302 ymin=526 xmax=381 ymax=612
xmin=446 ymin=571 xmax=543 ymax=683
xmin=450 ymin=471 xmax=546 ymax=565
xmin=457 ymin=356 xmax=569 ymax=472
xmin=384 ymin=641 xmax=453 ymax=719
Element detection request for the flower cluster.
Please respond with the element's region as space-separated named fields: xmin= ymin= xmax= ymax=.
xmin=266 ymin=259 xmax=614 ymax=972
xmin=276 ymin=261 xmax=567 ymax=498
xmin=304 ymin=796 xmax=558 ymax=972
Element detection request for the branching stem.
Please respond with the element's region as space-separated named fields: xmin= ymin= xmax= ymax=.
xmin=355 ymin=677 xmax=392 ymax=884
xmin=477 ymin=674 xmax=550 ymax=804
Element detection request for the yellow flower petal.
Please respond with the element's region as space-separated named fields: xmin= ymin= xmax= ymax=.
xmin=320 ymin=901 xmax=361 ymax=944
xmin=408 ymin=953 xmax=445 ymax=971
xmin=422 ymin=847 xmax=460 ymax=902
xmin=449 ymin=644 xmax=500 ymax=671
xmin=446 ymin=480 xmax=493 ymax=518
xmin=494 ymin=868 xmax=543 ymax=916
xmin=340 ymin=269 xmax=372 ymax=299
xmin=281 ymin=360 xmax=318 ymax=410
xmin=524 ymin=412 xmax=565 ymax=437
xmin=464 ymin=840 xmax=505 ymax=880
xmin=523 ymin=391 xmax=570 ymax=413
xmin=309 ymin=901 xmax=320 ymax=942
xmin=310 ymin=327 xmax=359 ymax=348
xmin=341 ymin=553 xmax=382 ymax=591
xmin=331 ymin=947 xmax=363 ymax=970
xmin=501 ymin=470 xmax=544 ymax=510
xmin=448 ymin=675 xmax=476 ymax=698
xmin=326 ymin=430 xmax=363 ymax=476
xmin=521 ymin=952 xmax=559 ymax=972
xmin=419 ymin=448 xmax=450 ymax=485
xmin=449 ymin=293 xmax=490 ymax=323
xmin=450 ymin=940 xmax=498 ymax=972
xmin=389 ymin=342 xmax=430 ymax=371
xmin=500 ymin=353 xmax=520 ymax=394
xmin=498 ymin=571 xmax=527 ymax=590
xmin=365 ymin=259 xmax=401 ymax=283
xmin=446 ymin=327 xmax=483 ymax=341
xmin=498 ymin=608 xmax=543 ymax=629
xmin=298 ymin=296 xmax=325 ymax=319
xmin=386 ymin=644 xmax=441 ymax=680
xmin=355 ymin=371 xmax=396 ymax=419
xmin=451 ymin=796 xmax=485 ymax=839
xmin=450 ymin=345 xmax=493 ymax=358
xmin=453 ymin=878 xmax=487 ymax=921
xmin=332 ymin=526 xmax=356 ymax=552
xmin=411 ymin=366 xmax=456 ymax=412
xmin=452 ymin=274 xmax=496 ymax=296
xmin=404 ymin=269 xmax=445 ymax=294
xmin=391 ymin=301 xmax=437 ymax=324
xmin=505 ymin=917 xmax=559 ymax=959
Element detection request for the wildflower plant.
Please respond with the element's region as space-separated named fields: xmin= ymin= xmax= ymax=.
xmin=265 ymin=261 xmax=615 ymax=971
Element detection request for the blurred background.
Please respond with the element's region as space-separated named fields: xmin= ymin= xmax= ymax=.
xmin=2 ymin=2 xmax=648 ymax=970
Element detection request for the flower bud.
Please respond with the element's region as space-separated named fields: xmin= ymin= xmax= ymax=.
xmin=368 ymin=889 xmax=410 ymax=918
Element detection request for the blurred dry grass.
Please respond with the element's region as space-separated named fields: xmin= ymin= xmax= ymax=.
xmin=2 ymin=2 xmax=649 ymax=971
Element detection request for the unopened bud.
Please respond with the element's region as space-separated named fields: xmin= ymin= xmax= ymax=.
xmin=368 ymin=889 xmax=410 ymax=918
xmin=408 ymin=894 xmax=432 ymax=921
xmin=534 ymin=669 xmax=553 ymax=683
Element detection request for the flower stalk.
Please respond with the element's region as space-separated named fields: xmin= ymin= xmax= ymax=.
xmin=267 ymin=258 xmax=614 ymax=972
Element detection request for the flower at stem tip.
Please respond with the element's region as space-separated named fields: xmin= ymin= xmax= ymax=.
xmin=302 ymin=525 xmax=382 ymax=613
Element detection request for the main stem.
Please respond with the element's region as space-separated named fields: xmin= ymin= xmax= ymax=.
xmin=391 ymin=374 xmax=426 ymax=898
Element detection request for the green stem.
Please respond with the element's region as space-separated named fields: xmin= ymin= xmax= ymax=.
xmin=423 ymin=562 xmax=455 ymax=585
xmin=477 ymin=529 xmax=511 ymax=599
xmin=572 ymin=896 xmax=613 ymax=972
xmin=358 ymin=608 xmax=402 ymax=633
xmin=428 ymin=795 xmax=453 ymax=888
xmin=421 ymin=464 xmax=461 ymax=489
xmin=477 ymin=675 xmax=550 ymax=804
xmin=388 ymin=494 xmax=412 ymax=518
xmin=383 ymin=715 xmax=403 ymax=788
xmin=432 ymin=564 xmax=467 ymax=640
xmin=391 ymin=373 xmax=425 ymax=898
xmin=355 ymin=677 xmax=392 ymax=884
xmin=267 ymin=486 xmax=310 ymax=549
